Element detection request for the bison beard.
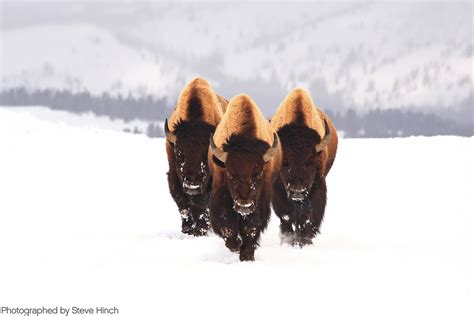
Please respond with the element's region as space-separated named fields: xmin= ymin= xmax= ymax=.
xmin=209 ymin=135 xmax=275 ymax=261
xmin=209 ymin=181 xmax=272 ymax=261
xmin=168 ymin=168 xmax=211 ymax=236
xmin=272 ymin=175 xmax=327 ymax=247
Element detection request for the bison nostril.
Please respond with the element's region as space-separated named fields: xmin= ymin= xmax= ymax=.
xmin=290 ymin=188 xmax=305 ymax=193
xmin=183 ymin=182 xmax=200 ymax=189
xmin=235 ymin=200 xmax=254 ymax=208
xmin=287 ymin=186 xmax=308 ymax=201
xmin=183 ymin=180 xmax=202 ymax=195
xmin=288 ymin=185 xmax=307 ymax=193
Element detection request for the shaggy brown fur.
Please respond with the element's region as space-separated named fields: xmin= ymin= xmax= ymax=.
xmin=270 ymin=88 xmax=338 ymax=247
xmin=165 ymin=77 xmax=228 ymax=236
xmin=208 ymin=94 xmax=282 ymax=261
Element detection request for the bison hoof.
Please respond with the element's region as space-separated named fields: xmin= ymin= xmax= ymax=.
xmin=191 ymin=227 xmax=208 ymax=237
xmin=181 ymin=221 xmax=194 ymax=235
xmin=191 ymin=220 xmax=209 ymax=237
xmin=296 ymin=237 xmax=313 ymax=248
xmin=225 ymin=237 xmax=242 ymax=253
xmin=182 ymin=218 xmax=209 ymax=237
xmin=279 ymin=231 xmax=295 ymax=245
xmin=239 ymin=251 xmax=255 ymax=261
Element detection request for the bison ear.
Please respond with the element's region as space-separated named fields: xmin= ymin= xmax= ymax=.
xmin=212 ymin=155 xmax=226 ymax=168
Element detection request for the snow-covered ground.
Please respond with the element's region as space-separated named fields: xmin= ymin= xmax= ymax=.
xmin=4 ymin=106 xmax=154 ymax=133
xmin=0 ymin=107 xmax=472 ymax=315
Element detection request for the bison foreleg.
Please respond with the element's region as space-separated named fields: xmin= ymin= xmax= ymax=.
xmin=179 ymin=208 xmax=194 ymax=235
xmin=295 ymin=178 xmax=327 ymax=247
xmin=239 ymin=219 xmax=261 ymax=261
xmin=168 ymin=169 xmax=197 ymax=235
xmin=188 ymin=205 xmax=210 ymax=236
xmin=295 ymin=215 xmax=316 ymax=247
xmin=220 ymin=214 xmax=241 ymax=253
xmin=309 ymin=178 xmax=327 ymax=237
xmin=238 ymin=202 xmax=270 ymax=261
xmin=272 ymin=179 xmax=296 ymax=245
xmin=210 ymin=188 xmax=241 ymax=252
xmin=279 ymin=214 xmax=296 ymax=246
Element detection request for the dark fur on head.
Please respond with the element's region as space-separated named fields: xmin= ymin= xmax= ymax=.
xmin=220 ymin=134 xmax=270 ymax=203
xmin=278 ymin=123 xmax=325 ymax=192
xmin=223 ymin=134 xmax=270 ymax=154
xmin=171 ymin=120 xmax=215 ymax=185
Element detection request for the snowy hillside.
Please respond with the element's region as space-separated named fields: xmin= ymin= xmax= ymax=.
xmin=126 ymin=2 xmax=472 ymax=112
xmin=1 ymin=2 xmax=472 ymax=116
xmin=0 ymin=107 xmax=472 ymax=315
xmin=0 ymin=24 xmax=180 ymax=98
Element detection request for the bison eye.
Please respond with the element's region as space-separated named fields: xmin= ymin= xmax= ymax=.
xmin=228 ymin=175 xmax=239 ymax=185
xmin=253 ymin=170 xmax=263 ymax=179
xmin=252 ymin=164 xmax=263 ymax=177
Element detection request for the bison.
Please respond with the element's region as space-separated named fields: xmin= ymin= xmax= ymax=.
xmin=270 ymin=88 xmax=338 ymax=247
xmin=208 ymin=94 xmax=282 ymax=261
xmin=165 ymin=77 xmax=228 ymax=236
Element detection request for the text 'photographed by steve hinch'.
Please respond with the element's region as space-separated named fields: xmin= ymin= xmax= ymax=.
xmin=0 ymin=306 xmax=119 ymax=316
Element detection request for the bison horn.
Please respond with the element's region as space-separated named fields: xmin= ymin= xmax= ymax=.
xmin=316 ymin=119 xmax=331 ymax=153
xmin=263 ymin=132 xmax=279 ymax=163
xmin=164 ymin=119 xmax=177 ymax=144
xmin=210 ymin=134 xmax=228 ymax=163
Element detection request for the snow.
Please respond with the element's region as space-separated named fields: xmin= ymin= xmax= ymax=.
xmin=0 ymin=107 xmax=472 ymax=315
xmin=3 ymin=106 xmax=154 ymax=133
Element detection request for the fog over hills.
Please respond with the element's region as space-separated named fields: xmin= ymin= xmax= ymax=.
xmin=1 ymin=2 xmax=472 ymax=122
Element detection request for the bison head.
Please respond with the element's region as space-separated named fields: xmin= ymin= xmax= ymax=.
xmin=278 ymin=119 xmax=330 ymax=201
xmin=165 ymin=119 xmax=214 ymax=196
xmin=210 ymin=133 xmax=278 ymax=215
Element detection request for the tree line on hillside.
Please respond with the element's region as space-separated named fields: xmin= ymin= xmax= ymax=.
xmin=326 ymin=108 xmax=472 ymax=137
xmin=1 ymin=88 xmax=472 ymax=138
xmin=0 ymin=87 xmax=169 ymax=121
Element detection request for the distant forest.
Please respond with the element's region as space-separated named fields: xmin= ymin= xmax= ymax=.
xmin=1 ymin=88 xmax=472 ymax=138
